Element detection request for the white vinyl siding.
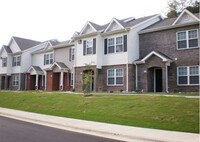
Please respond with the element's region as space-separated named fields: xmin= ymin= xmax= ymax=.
xmin=177 ymin=66 xmax=199 ymax=85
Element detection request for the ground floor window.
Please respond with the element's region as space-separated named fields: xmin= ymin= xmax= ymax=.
xmin=107 ymin=68 xmax=123 ymax=86
xmin=70 ymin=73 xmax=74 ymax=86
xmin=12 ymin=75 xmax=19 ymax=86
xmin=177 ymin=66 xmax=199 ymax=85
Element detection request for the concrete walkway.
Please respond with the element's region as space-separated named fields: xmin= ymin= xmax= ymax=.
xmin=0 ymin=107 xmax=199 ymax=142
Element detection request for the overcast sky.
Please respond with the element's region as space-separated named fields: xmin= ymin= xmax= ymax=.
xmin=0 ymin=0 xmax=168 ymax=45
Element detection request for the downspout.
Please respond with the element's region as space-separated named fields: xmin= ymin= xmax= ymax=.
xmin=126 ymin=63 xmax=129 ymax=92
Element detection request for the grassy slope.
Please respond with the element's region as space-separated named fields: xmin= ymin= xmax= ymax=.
xmin=0 ymin=91 xmax=199 ymax=133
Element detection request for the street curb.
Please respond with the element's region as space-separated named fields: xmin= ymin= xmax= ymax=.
xmin=0 ymin=107 xmax=199 ymax=142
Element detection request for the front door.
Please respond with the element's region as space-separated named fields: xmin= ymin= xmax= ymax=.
xmin=155 ymin=68 xmax=162 ymax=92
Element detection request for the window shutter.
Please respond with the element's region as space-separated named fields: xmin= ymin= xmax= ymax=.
xmin=124 ymin=35 xmax=127 ymax=52
xmin=93 ymin=38 xmax=96 ymax=54
xmin=18 ymin=56 xmax=21 ymax=66
xmin=69 ymin=48 xmax=72 ymax=61
xmin=83 ymin=40 xmax=86 ymax=55
xmin=44 ymin=54 xmax=46 ymax=65
xmin=12 ymin=57 xmax=14 ymax=66
xmin=104 ymin=38 xmax=107 ymax=54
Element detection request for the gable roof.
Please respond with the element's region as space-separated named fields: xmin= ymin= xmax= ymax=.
xmin=49 ymin=62 xmax=69 ymax=70
xmin=2 ymin=45 xmax=12 ymax=53
xmin=140 ymin=10 xmax=199 ymax=34
xmin=172 ymin=9 xmax=200 ymax=25
xmin=104 ymin=18 xmax=125 ymax=33
xmin=27 ymin=66 xmax=44 ymax=74
xmin=12 ymin=36 xmax=41 ymax=51
xmin=134 ymin=51 xmax=172 ymax=64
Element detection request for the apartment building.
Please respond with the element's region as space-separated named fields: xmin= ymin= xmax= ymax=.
xmin=135 ymin=9 xmax=199 ymax=92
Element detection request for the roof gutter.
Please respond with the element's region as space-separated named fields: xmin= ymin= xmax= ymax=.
xmin=139 ymin=21 xmax=199 ymax=34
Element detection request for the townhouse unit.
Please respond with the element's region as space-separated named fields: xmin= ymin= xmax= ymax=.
xmin=0 ymin=36 xmax=42 ymax=90
xmin=73 ymin=14 xmax=162 ymax=92
xmin=135 ymin=10 xmax=199 ymax=92
xmin=26 ymin=40 xmax=74 ymax=91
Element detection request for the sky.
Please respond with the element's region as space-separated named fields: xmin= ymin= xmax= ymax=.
xmin=0 ymin=0 xmax=168 ymax=45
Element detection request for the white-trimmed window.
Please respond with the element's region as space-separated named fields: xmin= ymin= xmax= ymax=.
xmin=107 ymin=68 xmax=123 ymax=85
xmin=177 ymin=29 xmax=198 ymax=49
xmin=13 ymin=56 xmax=21 ymax=66
xmin=107 ymin=36 xmax=124 ymax=53
xmin=86 ymin=40 xmax=93 ymax=55
xmin=71 ymin=48 xmax=75 ymax=61
xmin=12 ymin=75 xmax=19 ymax=86
xmin=44 ymin=53 xmax=53 ymax=65
xmin=2 ymin=57 xmax=7 ymax=67
xmin=177 ymin=66 xmax=199 ymax=85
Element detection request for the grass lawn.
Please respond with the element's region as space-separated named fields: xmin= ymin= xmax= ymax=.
xmin=0 ymin=91 xmax=199 ymax=133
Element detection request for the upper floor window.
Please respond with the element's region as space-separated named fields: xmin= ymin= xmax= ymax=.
xmin=44 ymin=53 xmax=53 ymax=65
xmin=13 ymin=56 xmax=21 ymax=67
xmin=2 ymin=57 xmax=7 ymax=67
xmin=12 ymin=75 xmax=19 ymax=86
xmin=177 ymin=66 xmax=199 ymax=85
xmin=177 ymin=29 xmax=198 ymax=49
xmin=69 ymin=48 xmax=75 ymax=61
xmin=83 ymin=38 xmax=96 ymax=55
xmin=104 ymin=35 xmax=127 ymax=54
xmin=107 ymin=68 xmax=123 ymax=86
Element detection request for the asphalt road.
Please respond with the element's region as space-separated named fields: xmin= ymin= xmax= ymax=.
xmin=0 ymin=116 xmax=123 ymax=142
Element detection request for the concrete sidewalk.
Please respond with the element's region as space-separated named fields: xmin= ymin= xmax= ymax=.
xmin=0 ymin=107 xmax=199 ymax=142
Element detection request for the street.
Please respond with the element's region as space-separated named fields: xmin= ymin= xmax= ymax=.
xmin=0 ymin=116 xmax=123 ymax=142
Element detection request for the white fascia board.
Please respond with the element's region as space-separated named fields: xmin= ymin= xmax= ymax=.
xmin=172 ymin=9 xmax=200 ymax=25
xmin=79 ymin=21 xmax=97 ymax=35
xmin=130 ymin=14 xmax=161 ymax=30
xmin=104 ymin=18 xmax=125 ymax=33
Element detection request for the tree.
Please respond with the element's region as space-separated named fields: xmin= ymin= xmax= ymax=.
xmin=167 ymin=0 xmax=199 ymax=18
xmin=82 ymin=64 xmax=93 ymax=96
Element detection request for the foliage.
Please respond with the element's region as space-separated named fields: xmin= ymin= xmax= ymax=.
xmin=82 ymin=64 xmax=93 ymax=95
xmin=0 ymin=91 xmax=199 ymax=133
xmin=167 ymin=0 xmax=199 ymax=18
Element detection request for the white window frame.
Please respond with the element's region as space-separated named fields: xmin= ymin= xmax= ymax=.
xmin=12 ymin=75 xmax=19 ymax=86
xmin=44 ymin=53 xmax=54 ymax=65
xmin=86 ymin=40 xmax=93 ymax=55
xmin=2 ymin=57 xmax=7 ymax=67
xmin=107 ymin=68 xmax=123 ymax=86
xmin=107 ymin=36 xmax=124 ymax=54
xmin=176 ymin=29 xmax=198 ymax=50
xmin=13 ymin=55 xmax=21 ymax=67
xmin=177 ymin=66 xmax=199 ymax=86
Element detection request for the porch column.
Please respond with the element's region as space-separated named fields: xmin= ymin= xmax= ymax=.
xmin=35 ymin=74 xmax=38 ymax=90
xmin=60 ymin=71 xmax=64 ymax=90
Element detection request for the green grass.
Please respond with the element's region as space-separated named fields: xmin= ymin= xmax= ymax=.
xmin=0 ymin=91 xmax=199 ymax=133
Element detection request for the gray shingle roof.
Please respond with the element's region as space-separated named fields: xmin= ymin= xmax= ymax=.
xmin=13 ymin=36 xmax=41 ymax=51
xmin=55 ymin=62 xmax=68 ymax=69
xmin=3 ymin=45 xmax=12 ymax=53
xmin=32 ymin=66 xmax=43 ymax=72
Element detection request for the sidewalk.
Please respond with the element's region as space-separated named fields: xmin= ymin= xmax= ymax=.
xmin=0 ymin=107 xmax=199 ymax=142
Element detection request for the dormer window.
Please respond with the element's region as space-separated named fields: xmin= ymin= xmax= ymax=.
xmin=177 ymin=29 xmax=198 ymax=49
xmin=2 ymin=57 xmax=7 ymax=67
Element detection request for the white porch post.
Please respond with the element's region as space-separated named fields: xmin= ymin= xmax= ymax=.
xmin=35 ymin=74 xmax=38 ymax=90
xmin=60 ymin=71 xmax=64 ymax=90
